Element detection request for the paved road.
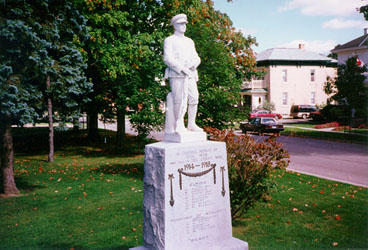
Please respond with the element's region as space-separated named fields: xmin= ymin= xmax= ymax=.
xmin=99 ymin=119 xmax=368 ymax=187
xmin=273 ymin=135 xmax=367 ymax=187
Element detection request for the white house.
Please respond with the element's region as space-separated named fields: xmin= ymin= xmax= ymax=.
xmin=241 ymin=44 xmax=337 ymax=117
xmin=331 ymin=28 xmax=368 ymax=85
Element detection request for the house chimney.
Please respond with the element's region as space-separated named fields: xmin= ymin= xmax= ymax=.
xmin=365 ymin=28 xmax=368 ymax=35
xmin=298 ymin=44 xmax=305 ymax=50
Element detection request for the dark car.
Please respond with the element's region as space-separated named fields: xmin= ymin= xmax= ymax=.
xmin=240 ymin=117 xmax=284 ymax=135
xmin=249 ymin=109 xmax=282 ymax=120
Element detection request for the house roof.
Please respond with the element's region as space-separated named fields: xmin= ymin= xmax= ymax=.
xmin=256 ymin=48 xmax=335 ymax=62
xmin=332 ymin=33 xmax=368 ymax=52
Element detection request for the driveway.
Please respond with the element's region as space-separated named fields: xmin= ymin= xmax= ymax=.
xmin=99 ymin=119 xmax=368 ymax=187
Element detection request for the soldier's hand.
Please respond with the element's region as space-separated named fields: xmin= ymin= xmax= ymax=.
xmin=182 ymin=68 xmax=191 ymax=75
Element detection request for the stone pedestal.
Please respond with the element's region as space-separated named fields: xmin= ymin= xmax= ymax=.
xmin=132 ymin=140 xmax=248 ymax=250
xmin=164 ymin=131 xmax=207 ymax=143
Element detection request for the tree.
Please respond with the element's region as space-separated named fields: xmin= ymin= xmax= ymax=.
xmin=324 ymin=57 xmax=368 ymax=119
xmin=0 ymin=0 xmax=91 ymax=195
xmin=78 ymin=0 xmax=168 ymax=142
xmin=26 ymin=0 xmax=91 ymax=162
xmin=360 ymin=4 xmax=368 ymax=21
xmin=78 ymin=0 xmax=260 ymax=141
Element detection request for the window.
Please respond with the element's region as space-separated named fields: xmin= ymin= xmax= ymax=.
xmin=311 ymin=91 xmax=316 ymax=104
xmin=310 ymin=70 xmax=315 ymax=82
xmin=282 ymin=70 xmax=287 ymax=82
xmin=282 ymin=92 xmax=288 ymax=105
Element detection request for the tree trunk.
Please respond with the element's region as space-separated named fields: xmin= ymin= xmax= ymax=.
xmin=87 ymin=109 xmax=99 ymax=139
xmin=116 ymin=108 xmax=126 ymax=148
xmin=0 ymin=117 xmax=20 ymax=195
xmin=47 ymin=75 xmax=54 ymax=162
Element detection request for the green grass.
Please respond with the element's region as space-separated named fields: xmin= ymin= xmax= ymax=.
xmin=233 ymin=171 xmax=368 ymax=249
xmin=1 ymin=128 xmax=367 ymax=249
xmin=282 ymin=127 xmax=368 ymax=144
xmin=286 ymin=123 xmax=368 ymax=134
xmin=284 ymin=123 xmax=320 ymax=129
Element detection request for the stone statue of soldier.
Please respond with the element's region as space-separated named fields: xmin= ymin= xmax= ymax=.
xmin=163 ymin=13 xmax=203 ymax=134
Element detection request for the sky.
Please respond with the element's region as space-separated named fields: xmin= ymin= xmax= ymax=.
xmin=212 ymin=0 xmax=368 ymax=55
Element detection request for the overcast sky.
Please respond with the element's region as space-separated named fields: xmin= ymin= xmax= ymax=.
xmin=212 ymin=0 xmax=368 ymax=55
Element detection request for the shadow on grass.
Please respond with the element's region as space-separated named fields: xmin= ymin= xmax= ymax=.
xmin=93 ymin=163 xmax=144 ymax=180
xmin=12 ymin=127 xmax=155 ymax=158
xmin=2 ymin=177 xmax=46 ymax=194
xmin=0 ymin=177 xmax=44 ymax=194
xmin=36 ymin=242 xmax=130 ymax=250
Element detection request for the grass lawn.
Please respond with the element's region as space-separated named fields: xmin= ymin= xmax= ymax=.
xmin=284 ymin=122 xmax=320 ymax=129
xmin=282 ymin=127 xmax=368 ymax=145
xmin=1 ymin=128 xmax=367 ymax=249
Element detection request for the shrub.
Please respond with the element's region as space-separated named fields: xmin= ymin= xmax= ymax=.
xmin=358 ymin=124 xmax=368 ymax=129
xmin=313 ymin=122 xmax=340 ymax=129
xmin=332 ymin=126 xmax=351 ymax=131
xmin=320 ymin=105 xmax=350 ymax=122
xmin=204 ymin=127 xmax=290 ymax=219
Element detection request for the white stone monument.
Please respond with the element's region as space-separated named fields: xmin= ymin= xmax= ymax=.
xmin=131 ymin=14 xmax=248 ymax=250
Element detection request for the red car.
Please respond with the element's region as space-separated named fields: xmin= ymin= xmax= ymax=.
xmin=249 ymin=110 xmax=282 ymax=120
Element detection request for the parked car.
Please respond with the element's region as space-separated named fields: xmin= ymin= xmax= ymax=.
xmin=290 ymin=105 xmax=317 ymax=119
xmin=240 ymin=117 xmax=284 ymax=135
xmin=249 ymin=109 xmax=282 ymax=120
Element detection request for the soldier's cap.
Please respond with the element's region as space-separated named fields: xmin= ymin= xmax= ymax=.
xmin=170 ymin=14 xmax=188 ymax=25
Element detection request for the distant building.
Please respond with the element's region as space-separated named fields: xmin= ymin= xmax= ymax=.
xmin=331 ymin=28 xmax=368 ymax=85
xmin=241 ymin=44 xmax=337 ymax=117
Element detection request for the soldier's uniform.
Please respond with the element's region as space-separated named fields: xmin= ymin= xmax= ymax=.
xmin=163 ymin=14 xmax=202 ymax=133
